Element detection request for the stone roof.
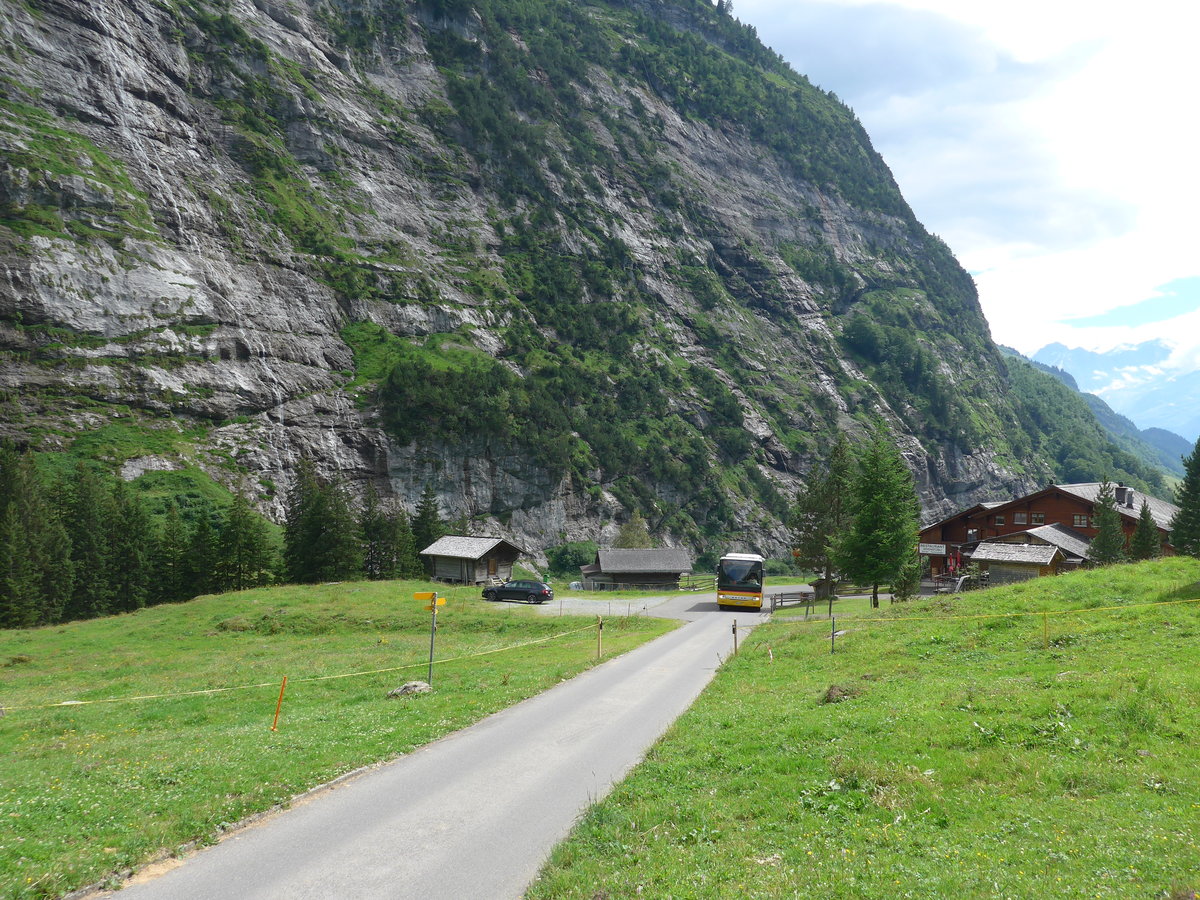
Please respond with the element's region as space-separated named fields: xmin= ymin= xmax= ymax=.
xmin=420 ymin=536 xmax=525 ymax=559
xmin=594 ymin=548 xmax=693 ymax=575
xmin=1054 ymin=483 xmax=1178 ymax=530
xmin=1024 ymin=523 xmax=1093 ymax=559
xmin=971 ymin=543 xmax=1061 ymax=566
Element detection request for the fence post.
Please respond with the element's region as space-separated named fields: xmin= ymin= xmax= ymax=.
xmin=732 ymin=619 xmax=738 ymax=656
xmin=1043 ymin=611 xmax=1049 ymax=650
xmin=271 ymin=676 xmax=288 ymax=731
xmin=597 ymin=616 xmax=603 ymax=661
xmin=831 ymin=616 xmax=836 ymax=655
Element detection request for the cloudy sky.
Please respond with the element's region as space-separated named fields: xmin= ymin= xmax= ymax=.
xmin=732 ymin=0 xmax=1200 ymax=374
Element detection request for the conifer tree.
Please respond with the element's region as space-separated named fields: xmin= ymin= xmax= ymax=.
xmin=219 ymin=492 xmax=274 ymax=591
xmin=411 ymin=483 xmax=445 ymax=556
xmin=395 ymin=506 xmax=422 ymax=578
xmin=789 ymin=431 xmax=853 ymax=595
xmin=1089 ymin=479 xmax=1127 ymax=566
xmin=361 ymin=484 xmax=408 ymax=580
xmin=61 ymin=463 xmax=115 ymax=621
xmin=833 ymin=424 xmax=921 ymax=608
xmin=0 ymin=446 xmax=73 ymax=626
xmin=108 ymin=481 xmax=154 ymax=612
xmin=1129 ymin=499 xmax=1161 ymax=561
xmin=153 ymin=501 xmax=192 ymax=603
xmin=284 ymin=458 xmax=362 ymax=583
xmin=185 ymin=509 xmax=221 ymax=597
xmin=1169 ymin=438 xmax=1200 ymax=557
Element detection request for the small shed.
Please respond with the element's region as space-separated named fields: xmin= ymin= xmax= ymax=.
xmin=970 ymin=542 xmax=1065 ymax=584
xmin=420 ymin=536 xmax=525 ymax=585
xmin=580 ymin=549 xmax=693 ymax=590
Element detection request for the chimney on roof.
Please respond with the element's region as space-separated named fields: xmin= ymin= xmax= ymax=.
xmin=1114 ymin=483 xmax=1129 ymax=506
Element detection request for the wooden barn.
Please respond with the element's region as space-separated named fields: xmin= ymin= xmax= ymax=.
xmin=919 ymin=482 xmax=1178 ymax=578
xmin=420 ymin=536 xmax=525 ymax=585
xmin=580 ymin=549 xmax=693 ymax=590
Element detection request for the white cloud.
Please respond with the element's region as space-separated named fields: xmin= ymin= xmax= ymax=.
xmin=734 ymin=0 xmax=1200 ymax=364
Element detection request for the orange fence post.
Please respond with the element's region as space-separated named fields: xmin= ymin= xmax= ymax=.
xmin=271 ymin=676 xmax=288 ymax=731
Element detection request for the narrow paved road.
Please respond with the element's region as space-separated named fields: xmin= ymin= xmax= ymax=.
xmin=103 ymin=594 xmax=765 ymax=900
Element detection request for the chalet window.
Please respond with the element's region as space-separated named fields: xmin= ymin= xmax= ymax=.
xmin=994 ymin=514 xmax=1006 ymax=526
xmin=1031 ymin=512 xmax=1045 ymax=524
xmin=1074 ymin=514 xmax=1089 ymax=528
xmin=1014 ymin=512 xmax=1027 ymax=525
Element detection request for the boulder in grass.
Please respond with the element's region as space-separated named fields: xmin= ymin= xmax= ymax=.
xmin=387 ymin=681 xmax=432 ymax=698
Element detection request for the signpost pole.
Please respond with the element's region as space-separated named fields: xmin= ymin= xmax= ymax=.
xmin=414 ymin=591 xmax=442 ymax=686
xmin=428 ymin=602 xmax=437 ymax=685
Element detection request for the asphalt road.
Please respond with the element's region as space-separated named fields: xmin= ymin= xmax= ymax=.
xmin=101 ymin=593 xmax=765 ymax=900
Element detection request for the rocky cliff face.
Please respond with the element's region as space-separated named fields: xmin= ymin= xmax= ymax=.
xmin=0 ymin=0 xmax=1047 ymax=558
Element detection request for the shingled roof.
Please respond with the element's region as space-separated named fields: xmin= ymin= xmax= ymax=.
xmin=594 ymin=549 xmax=693 ymax=574
xmin=1054 ymin=483 xmax=1178 ymax=530
xmin=971 ymin=543 xmax=1062 ymax=566
xmin=420 ymin=536 xmax=525 ymax=559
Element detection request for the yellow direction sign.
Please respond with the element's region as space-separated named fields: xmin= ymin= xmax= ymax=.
xmin=424 ymin=599 xmax=446 ymax=610
xmin=414 ymin=591 xmax=436 ymax=601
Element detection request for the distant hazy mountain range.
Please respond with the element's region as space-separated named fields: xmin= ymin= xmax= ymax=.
xmin=1033 ymin=341 xmax=1200 ymax=443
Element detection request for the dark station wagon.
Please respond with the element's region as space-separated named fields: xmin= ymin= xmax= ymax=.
xmin=482 ymin=579 xmax=554 ymax=604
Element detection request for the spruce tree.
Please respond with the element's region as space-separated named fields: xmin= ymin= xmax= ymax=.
xmin=411 ymin=483 xmax=445 ymax=556
xmin=1169 ymin=438 xmax=1200 ymax=557
xmin=62 ymin=463 xmax=115 ymax=621
xmin=833 ymin=424 xmax=921 ymax=608
xmin=1089 ymin=479 xmax=1127 ymax=566
xmin=219 ymin=492 xmax=275 ymax=591
xmin=1129 ymin=499 xmax=1161 ymax=561
xmin=283 ymin=459 xmax=362 ymax=583
xmin=789 ymin=431 xmax=853 ymax=596
xmin=185 ymin=510 xmax=221 ymax=597
xmin=108 ymin=481 xmax=154 ymax=612
xmin=153 ymin=501 xmax=192 ymax=603
xmin=360 ymin=484 xmax=394 ymax=580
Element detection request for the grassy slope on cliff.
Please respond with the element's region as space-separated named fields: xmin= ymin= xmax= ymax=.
xmin=0 ymin=580 xmax=675 ymax=898
xmin=531 ymin=558 xmax=1200 ymax=899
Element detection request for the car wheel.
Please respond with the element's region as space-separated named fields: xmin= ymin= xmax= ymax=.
xmin=527 ymin=593 xmax=538 ymax=604
xmin=484 ymin=591 xmax=495 ymax=602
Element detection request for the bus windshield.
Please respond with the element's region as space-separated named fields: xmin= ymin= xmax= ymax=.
xmin=718 ymin=557 xmax=762 ymax=590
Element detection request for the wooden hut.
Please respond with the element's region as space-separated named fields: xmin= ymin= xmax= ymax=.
xmin=420 ymin=536 xmax=525 ymax=585
xmin=580 ymin=549 xmax=692 ymax=590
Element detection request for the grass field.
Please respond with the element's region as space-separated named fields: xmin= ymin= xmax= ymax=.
xmin=529 ymin=558 xmax=1200 ymax=899
xmin=0 ymin=580 xmax=676 ymax=899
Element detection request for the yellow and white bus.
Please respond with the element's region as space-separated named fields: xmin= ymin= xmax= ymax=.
xmin=716 ymin=552 xmax=764 ymax=610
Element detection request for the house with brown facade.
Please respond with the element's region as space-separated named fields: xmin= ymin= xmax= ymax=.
xmin=919 ymin=483 xmax=1178 ymax=582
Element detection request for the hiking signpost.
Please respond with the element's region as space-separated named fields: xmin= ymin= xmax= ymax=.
xmin=415 ymin=591 xmax=445 ymax=685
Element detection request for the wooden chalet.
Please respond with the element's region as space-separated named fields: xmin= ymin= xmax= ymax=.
xmin=919 ymin=483 xmax=1178 ymax=579
xmin=420 ymin=536 xmax=525 ymax=585
xmin=580 ymin=548 xmax=693 ymax=590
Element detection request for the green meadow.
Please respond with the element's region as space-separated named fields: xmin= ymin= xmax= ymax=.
xmin=531 ymin=558 xmax=1200 ymax=899
xmin=0 ymin=581 xmax=676 ymax=899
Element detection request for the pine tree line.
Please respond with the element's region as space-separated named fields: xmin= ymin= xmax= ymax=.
xmin=279 ymin=459 xmax=444 ymax=584
xmin=0 ymin=447 xmax=454 ymax=629
xmin=0 ymin=445 xmax=276 ymax=628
